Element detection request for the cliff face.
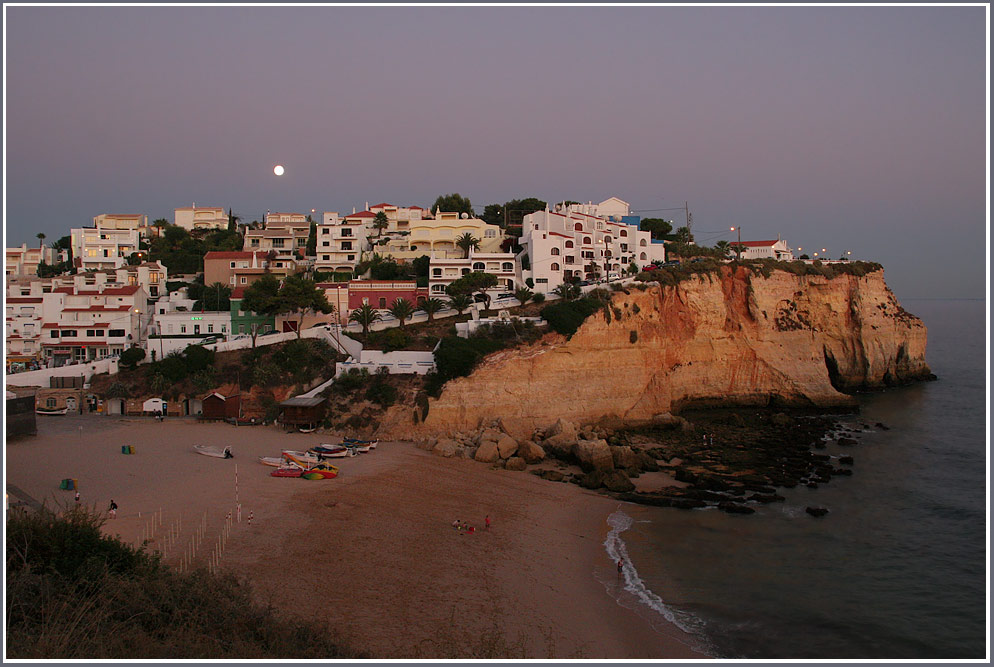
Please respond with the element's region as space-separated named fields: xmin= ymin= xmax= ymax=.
xmin=418 ymin=267 xmax=931 ymax=440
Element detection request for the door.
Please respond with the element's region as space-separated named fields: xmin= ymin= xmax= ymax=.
xmin=65 ymin=397 xmax=77 ymax=412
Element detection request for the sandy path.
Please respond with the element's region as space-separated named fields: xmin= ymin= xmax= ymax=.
xmin=5 ymin=414 xmax=705 ymax=659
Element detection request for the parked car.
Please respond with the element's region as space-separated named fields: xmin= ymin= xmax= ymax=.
xmin=496 ymin=293 xmax=515 ymax=300
xmin=606 ymin=272 xmax=621 ymax=281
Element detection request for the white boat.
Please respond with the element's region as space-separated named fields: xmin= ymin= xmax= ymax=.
xmin=194 ymin=445 xmax=233 ymax=459
xmin=258 ymin=456 xmax=287 ymax=467
xmin=281 ymin=450 xmax=320 ymax=466
xmin=35 ymin=407 xmax=69 ymax=415
xmin=309 ymin=444 xmax=354 ymax=459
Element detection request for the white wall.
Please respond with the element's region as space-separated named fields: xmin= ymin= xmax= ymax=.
xmin=5 ymin=357 xmax=120 ymax=388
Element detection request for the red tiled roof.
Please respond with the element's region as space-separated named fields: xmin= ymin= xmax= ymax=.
xmin=231 ymin=287 xmax=246 ymax=299
xmin=204 ymin=251 xmax=266 ymax=260
xmin=5 ymin=297 xmax=43 ymax=303
xmin=345 ymin=211 xmax=375 ymax=218
xmin=53 ymin=285 xmax=141 ymax=296
xmin=408 ymin=206 xmax=423 ymax=210
xmin=549 ymin=232 xmax=572 ymax=238
xmin=61 ymin=306 xmax=134 ymax=312
xmin=43 ymin=322 xmax=110 ymax=328
xmin=370 ymin=203 xmax=394 ymax=209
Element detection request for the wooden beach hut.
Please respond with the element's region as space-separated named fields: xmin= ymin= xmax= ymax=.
xmin=201 ymin=391 xmax=241 ymax=421
xmin=278 ymin=396 xmax=326 ymax=431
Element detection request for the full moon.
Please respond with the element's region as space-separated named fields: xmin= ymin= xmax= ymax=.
xmin=273 ymin=165 xmax=285 ymax=176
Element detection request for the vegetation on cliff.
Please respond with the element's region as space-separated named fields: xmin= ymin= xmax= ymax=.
xmin=6 ymin=505 xmax=363 ymax=659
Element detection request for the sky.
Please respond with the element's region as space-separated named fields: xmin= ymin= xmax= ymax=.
xmin=4 ymin=5 xmax=988 ymax=300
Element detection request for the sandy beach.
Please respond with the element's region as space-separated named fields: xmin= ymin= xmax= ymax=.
xmin=5 ymin=414 xmax=706 ymax=659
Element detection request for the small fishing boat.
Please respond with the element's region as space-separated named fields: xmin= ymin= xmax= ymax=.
xmin=35 ymin=406 xmax=69 ymax=415
xmin=343 ymin=436 xmax=378 ymax=449
xmin=298 ymin=425 xmax=318 ymax=433
xmin=349 ymin=443 xmax=372 ymax=454
xmin=271 ymin=466 xmax=304 ymax=478
xmin=309 ymin=444 xmax=354 ymax=459
xmin=304 ymin=462 xmax=339 ymax=479
xmin=194 ymin=445 xmax=233 ymax=459
xmin=258 ymin=456 xmax=288 ymax=467
xmin=281 ymin=450 xmax=320 ymax=466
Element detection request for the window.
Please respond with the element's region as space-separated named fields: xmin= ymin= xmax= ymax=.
xmin=551 ymin=248 xmax=560 ymax=256
xmin=472 ymin=262 xmax=485 ymax=271
xmin=62 ymin=330 xmax=77 ymax=337
xmin=149 ymin=286 xmax=158 ymax=296
xmin=536 ymin=278 xmax=548 ymax=284
xmin=230 ymin=262 xmax=236 ymax=268
xmin=87 ymin=330 xmax=98 ymax=337
xmin=150 ymin=272 xmax=160 ymax=283
xmin=342 ymin=229 xmax=352 ymax=237
xmin=208 ymin=324 xmax=214 ymax=333
xmin=109 ymin=329 xmax=125 ymax=337
xmin=341 ymin=242 xmax=352 ymax=251
xmin=431 ymin=284 xmax=446 ymax=293
xmin=379 ymin=298 xmax=387 ymax=309
xmin=640 ymin=239 xmax=647 ymax=246
xmin=604 ymin=236 xmax=612 ymax=243
xmin=432 ymin=268 xmax=442 ymax=277
xmin=322 ymin=241 xmax=330 ymax=247
xmin=240 ymin=277 xmax=247 ymax=284
xmin=362 ymin=298 xmax=369 ymax=305
xmin=221 ymin=325 xmax=227 ymax=333
xmin=565 ymin=240 xmax=574 ymax=248
xmin=502 ymin=262 xmax=513 ymax=272
xmin=347 ymin=255 xmax=355 ymax=261
xmin=640 ymin=253 xmax=647 ymax=261
xmin=550 ymin=263 xmax=560 ymax=272
xmin=47 ymin=398 xmax=57 ymax=408
xmin=565 ymin=256 xmax=575 ymax=264
xmin=322 ymin=228 xmax=330 ymax=235
xmin=484 ymin=230 xmax=496 ymax=238
xmin=194 ymin=325 xmax=200 ymax=334
xmin=620 ymin=230 xmax=627 ymax=237
xmin=296 ymin=238 xmax=307 ymax=247
xmin=461 ymin=268 xmax=470 ymax=275
xmin=323 ymin=255 xmax=330 ymax=261
xmin=574 ymin=223 xmax=583 ymax=231
xmin=583 ymin=237 xmax=592 ymax=245
xmin=180 ymin=325 xmax=187 ymax=333
xmin=50 ymin=330 xmax=60 ymax=338
xmin=272 ymin=238 xmax=286 ymax=248
xmin=250 ymin=239 xmax=260 ymax=247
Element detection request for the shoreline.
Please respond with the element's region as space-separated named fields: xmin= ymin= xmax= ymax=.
xmin=5 ymin=415 xmax=706 ymax=659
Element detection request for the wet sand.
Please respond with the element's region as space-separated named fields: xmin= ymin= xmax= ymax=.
xmin=5 ymin=414 xmax=706 ymax=659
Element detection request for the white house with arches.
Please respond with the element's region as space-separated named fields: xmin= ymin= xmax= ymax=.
xmin=519 ymin=206 xmax=665 ymax=292
xmin=427 ymin=249 xmax=519 ymax=297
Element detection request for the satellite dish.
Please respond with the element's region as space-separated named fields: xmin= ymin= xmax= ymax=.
xmin=461 ymin=212 xmax=469 ymax=219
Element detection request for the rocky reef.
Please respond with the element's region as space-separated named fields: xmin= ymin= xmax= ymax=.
xmin=412 ymin=266 xmax=933 ymax=440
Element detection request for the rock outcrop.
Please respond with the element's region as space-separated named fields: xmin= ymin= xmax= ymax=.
xmin=418 ymin=267 xmax=932 ymax=440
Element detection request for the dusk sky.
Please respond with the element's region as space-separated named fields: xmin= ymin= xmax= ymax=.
xmin=4 ymin=6 xmax=987 ymax=300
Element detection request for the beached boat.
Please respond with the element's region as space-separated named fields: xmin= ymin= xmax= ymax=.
xmin=304 ymin=462 xmax=339 ymax=479
xmin=35 ymin=407 xmax=69 ymax=415
xmin=349 ymin=443 xmax=372 ymax=454
xmin=309 ymin=444 xmax=354 ymax=459
xmin=281 ymin=450 xmax=320 ymax=467
xmin=343 ymin=436 xmax=378 ymax=449
xmin=298 ymin=425 xmax=318 ymax=433
xmin=270 ymin=466 xmax=304 ymax=478
xmin=194 ymin=445 xmax=233 ymax=459
xmin=258 ymin=456 xmax=291 ymax=467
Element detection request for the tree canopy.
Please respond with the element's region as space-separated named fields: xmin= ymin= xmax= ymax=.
xmin=639 ymin=218 xmax=673 ymax=240
xmin=480 ymin=197 xmax=547 ymax=234
xmin=276 ymin=275 xmax=333 ymax=338
xmin=431 ymin=193 xmax=474 ymax=217
xmin=445 ymin=271 xmax=498 ymax=311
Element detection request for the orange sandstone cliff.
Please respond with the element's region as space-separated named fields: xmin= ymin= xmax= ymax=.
xmin=402 ymin=266 xmax=931 ymax=440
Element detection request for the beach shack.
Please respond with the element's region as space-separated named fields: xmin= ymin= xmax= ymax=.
xmin=278 ymin=396 xmax=326 ymax=431
xmin=201 ymin=391 xmax=241 ymax=421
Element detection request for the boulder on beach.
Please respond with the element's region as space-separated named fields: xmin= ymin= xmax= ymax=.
xmin=496 ymin=434 xmax=519 ymax=459
xmin=517 ymin=440 xmax=546 ymax=464
xmin=542 ymin=432 xmax=576 ymax=459
xmin=432 ymin=438 xmax=460 ymax=458
xmin=611 ymin=445 xmax=641 ymax=470
xmin=545 ymin=418 xmax=578 ymax=441
xmin=573 ymin=438 xmax=614 ymax=472
xmin=478 ymin=427 xmax=503 ymax=446
xmin=504 ymin=456 xmax=527 ymax=471
xmin=603 ymin=470 xmax=636 ymax=493
xmin=474 ymin=440 xmax=500 ymax=463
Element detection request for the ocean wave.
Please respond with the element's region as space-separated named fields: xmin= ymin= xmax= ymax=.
xmin=602 ymin=509 xmax=705 ymax=640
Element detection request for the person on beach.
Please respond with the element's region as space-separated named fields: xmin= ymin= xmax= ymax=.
xmin=467 ymin=525 xmax=475 ymax=534
xmin=452 ymin=519 xmax=460 ymax=530
xmin=485 ymin=515 xmax=491 ymax=530
xmin=617 ymin=559 xmax=624 ymax=574
xmin=109 ymin=500 xmax=118 ymax=519
xmin=74 ymin=491 xmax=80 ymax=504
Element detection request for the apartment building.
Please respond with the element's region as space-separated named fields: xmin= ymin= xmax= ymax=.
xmin=204 ymin=251 xmax=301 ymax=288
xmin=368 ymin=202 xmax=425 ymax=232
xmin=70 ymin=224 xmax=140 ymax=271
xmin=348 ymin=280 xmax=426 ymax=311
xmin=314 ymin=212 xmax=368 ymax=273
xmin=732 ymin=239 xmax=795 ymax=261
xmin=58 ymin=261 xmax=168 ymax=298
xmin=244 ymin=217 xmax=311 ymax=257
xmin=41 ymin=284 xmax=147 ymax=365
xmin=519 ymin=207 xmax=665 ymax=292
xmin=5 ymin=244 xmax=62 ymax=276
xmin=174 ymin=206 xmax=228 ymax=231
xmin=427 ymin=250 xmax=519 ymax=297
xmin=382 ymin=210 xmax=503 ymax=261
xmin=92 ymin=213 xmax=150 ymax=234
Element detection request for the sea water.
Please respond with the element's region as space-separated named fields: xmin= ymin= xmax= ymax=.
xmin=600 ymin=299 xmax=987 ymax=658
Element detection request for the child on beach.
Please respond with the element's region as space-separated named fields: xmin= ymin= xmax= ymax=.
xmin=109 ymin=500 xmax=118 ymax=519
xmin=74 ymin=491 xmax=80 ymax=504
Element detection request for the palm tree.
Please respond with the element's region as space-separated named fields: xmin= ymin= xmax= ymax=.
xmin=448 ymin=293 xmax=473 ymax=315
xmin=36 ymin=232 xmax=46 ymax=249
xmin=373 ymin=211 xmax=389 ymax=238
xmin=151 ymin=219 xmax=170 ymax=238
xmin=553 ymin=282 xmax=581 ymax=301
xmin=714 ymin=240 xmax=731 ymax=258
xmin=418 ymin=297 xmax=445 ymax=322
xmin=349 ymin=303 xmax=381 ymax=336
xmin=514 ymin=287 xmax=534 ymax=307
xmin=388 ymin=298 xmax=415 ymax=328
xmin=455 ymin=233 xmax=480 ymax=259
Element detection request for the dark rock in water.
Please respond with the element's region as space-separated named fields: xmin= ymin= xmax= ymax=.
xmin=745 ymin=485 xmax=777 ymax=495
xmin=806 ymin=506 xmax=829 ymax=517
xmin=807 ymin=482 xmax=819 ymax=489
xmin=837 ymin=437 xmax=858 ymax=447
xmin=875 ymin=422 xmax=890 ymax=431
xmin=748 ymin=493 xmax=786 ymax=503
xmin=674 ymin=468 xmax=698 ymax=484
xmin=579 ymin=470 xmax=607 ymax=489
xmin=615 ymin=493 xmax=706 ymax=510
xmin=811 ymin=453 xmax=831 ymax=462
xmin=814 ymin=440 xmax=827 ymax=449
xmin=838 ymin=456 xmax=854 ymax=465
xmin=718 ymin=501 xmax=755 ymax=514
xmin=832 ymin=467 xmax=853 ymax=476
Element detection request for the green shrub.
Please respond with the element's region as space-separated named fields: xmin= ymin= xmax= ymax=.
xmin=540 ymin=297 xmax=602 ymax=336
xmin=182 ymin=345 xmax=214 ymax=373
xmin=431 ymin=335 xmax=506 ymax=395
xmin=119 ymin=346 xmax=146 ymax=370
xmin=367 ymin=328 xmax=411 ymax=352
xmin=532 ymin=292 xmax=545 ymax=304
xmin=332 ymin=368 xmax=370 ymax=394
xmin=365 ymin=381 xmax=398 ymax=407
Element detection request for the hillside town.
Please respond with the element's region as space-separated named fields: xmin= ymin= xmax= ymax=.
xmin=4 ymin=195 xmax=808 ymax=382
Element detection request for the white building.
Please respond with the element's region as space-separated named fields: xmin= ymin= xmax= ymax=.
xmin=314 ymin=211 xmax=368 ymax=273
xmin=92 ymin=213 xmax=150 ymax=235
xmin=367 ymin=202 xmax=425 ymax=233
xmin=57 ymin=262 xmax=168 ymax=299
xmin=428 ymin=249 xmax=519 ymax=297
xmin=149 ymin=310 xmax=231 ymax=357
xmin=174 ymin=206 xmax=228 ymax=231
xmin=70 ymin=224 xmax=141 ymax=271
xmin=384 ymin=210 xmax=503 ymax=261
xmin=519 ymin=207 xmax=664 ymax=292
xmin=41 ymin=284 xmax=147 ymax=365
xmin=733 ymin=239 xmax=795 ymax=261
xmin=553 ymin=197 xmax=631 ymax=220
xmin=5 ymin=244 xmax=63 ymax=276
